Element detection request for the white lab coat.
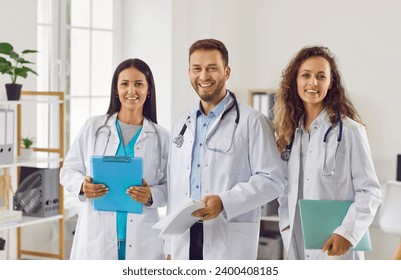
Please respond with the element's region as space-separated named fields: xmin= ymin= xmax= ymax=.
xmin=60 ymin=113 xmax=170 ymax=259
xmin=278 ymin=110 xmax=382 ymax=260
xmin=167 ymin=94 xmax=285 ymax=260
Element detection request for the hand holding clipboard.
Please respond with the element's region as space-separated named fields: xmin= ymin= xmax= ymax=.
xmin=91 ymin=156 xmax=144 ymax=213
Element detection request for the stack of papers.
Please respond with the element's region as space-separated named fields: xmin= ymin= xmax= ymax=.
xmin=153 ymin=199 xmax=205 ymax=237
xmin=0 ymin=210 xmax=22 ymax=226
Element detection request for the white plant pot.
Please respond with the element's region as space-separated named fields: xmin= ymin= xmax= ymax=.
xmin=20 ymin=148 xmax=33 ymax=160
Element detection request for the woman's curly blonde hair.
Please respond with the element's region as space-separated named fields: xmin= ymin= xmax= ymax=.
xmin=273 ymin=46 xmax=363 ymax=152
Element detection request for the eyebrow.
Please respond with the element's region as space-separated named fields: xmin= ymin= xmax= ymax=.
xmin=191 ymin=63 xmax=218 ymax=67
xmin=299 ymin=69 xmax=328 ymax=74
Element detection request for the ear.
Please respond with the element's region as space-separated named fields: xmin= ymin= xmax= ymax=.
xmin=225 ymin=66 xmax=231 ymax=81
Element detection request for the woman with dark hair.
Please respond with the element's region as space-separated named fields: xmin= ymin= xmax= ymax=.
xmin=61 ymin=58 xmax=169 ymax=260
xmin=274 ymin=46 xmax=381 ymax=260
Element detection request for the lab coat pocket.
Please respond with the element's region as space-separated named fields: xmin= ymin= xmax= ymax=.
xmin=139 ymin=221 xmax=164 ymax=259
xmin=209 ymin=137 xmax=247 ymax=173
xmin=227 ymin=222 xmax=259 ymax=259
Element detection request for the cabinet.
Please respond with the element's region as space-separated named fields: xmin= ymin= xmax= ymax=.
xmin=0 ymin=91 xmax=64 ymax=259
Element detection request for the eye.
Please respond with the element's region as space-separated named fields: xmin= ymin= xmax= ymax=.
xmin=317 ymin=74 xmax=326 ymax=80
xmin=192 ymin=67 xmax=201 ymax=72
xmin=134 ymin=82 xmax=144 ymax=87
xmin=208 ymin=67 xmax=217 ymax=71
xmin=301 ymin=73 xmax=310 ymax=78
xmin=120 ymin=82 xmax=128 ymax=86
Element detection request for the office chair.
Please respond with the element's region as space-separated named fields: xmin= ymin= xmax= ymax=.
xmin=378 ymin=180 xmax=401 ymax=259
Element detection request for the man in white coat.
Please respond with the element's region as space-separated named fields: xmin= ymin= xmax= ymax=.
xmin=166 ymin=39 xmax=285 ymax=260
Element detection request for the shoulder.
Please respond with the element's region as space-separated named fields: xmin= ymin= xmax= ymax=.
xmin=342 ymin=116 xmax=365 ymax=133
xmin=152 ymin=123 xmax=171 ymax=139
xmin=341 ymin=116 xmax=368 ymax=141
xmin=81 ymin=114 xmax=108 ymax=131
xmin=238 ymin=100 xmax=269 ymax=124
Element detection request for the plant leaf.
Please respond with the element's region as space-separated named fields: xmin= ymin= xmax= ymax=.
xmin=22 ymin=66 xmax=38 ymax=75
xmin=17 ymin=58 xmax=34 ymax=64
xmin=14 ymin=68 xmax=28 ymax=78
xmin=22 ymin=49 xmax=39 ymax=54
xmin=0 ymin=42 xmax=13 ymax=55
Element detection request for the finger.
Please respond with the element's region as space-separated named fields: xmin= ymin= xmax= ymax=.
xmin=85 ymin=176 xmax=93 ymax=183
xmin=142 ymin=178 xmax=148 ymax=187
xmin=322 ymin=237 xmax=333 ymax=253
xmin=130 ymin=186 xmax=148 ymax=193
xmin=191 ymin=209 xmax=205 ymax=218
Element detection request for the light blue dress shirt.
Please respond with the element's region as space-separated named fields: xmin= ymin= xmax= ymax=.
xmin=190 ymin=92 xmax=230 ymax=200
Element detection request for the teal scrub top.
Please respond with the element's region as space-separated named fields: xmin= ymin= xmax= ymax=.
xmin=115 ymin=119 xmax=142 ymax=241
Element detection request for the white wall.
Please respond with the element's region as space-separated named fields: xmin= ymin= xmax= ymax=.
xmin=0 ymin=0 xmax=37 ymax=99
xmin=121 ymin=0 xmax=172 ymax=130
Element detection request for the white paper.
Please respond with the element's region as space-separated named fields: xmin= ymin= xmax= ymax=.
xmin=153 ymin=199 xmax=205 ymax=236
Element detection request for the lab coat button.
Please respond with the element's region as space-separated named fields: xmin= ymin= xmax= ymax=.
xmin=128 ymin=244 xmax=132 ymax=248
xmin=130 ymin=219 xmax=133 ymax=222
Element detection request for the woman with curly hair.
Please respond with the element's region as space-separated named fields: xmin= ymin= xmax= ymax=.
xmin=274 ymin=46 xmax=381 ymax=260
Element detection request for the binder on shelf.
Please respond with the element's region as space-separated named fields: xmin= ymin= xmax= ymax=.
xmin=91 ymin=156 xmax=143 ymax=213
xmin=0 ymin=109 xmax=14 ymax=165
xmin=0 ymin=109 xmax=6 ymax=164
xmin=299 ymin=199 xmax=372 ymax=251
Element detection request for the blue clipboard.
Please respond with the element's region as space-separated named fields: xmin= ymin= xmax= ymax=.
xmin=299 ymin=199 xmax=372 ymax=251
xmin=90 ymin=156 xmax=143 ymax=213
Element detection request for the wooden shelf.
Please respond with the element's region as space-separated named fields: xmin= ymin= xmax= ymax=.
xmin=0 ymin=91 xmax=65 ymax=260
xmin=0 ymin=157 xmax=63 ymax=169
xmin=0 ymin=215 xmax=63 ymax=231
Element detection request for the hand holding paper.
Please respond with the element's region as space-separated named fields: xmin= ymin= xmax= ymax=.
xmin=191 ymin=195 xmax=223 ymax=221
xmin=152 ymin=199 xmax=206 ymax=236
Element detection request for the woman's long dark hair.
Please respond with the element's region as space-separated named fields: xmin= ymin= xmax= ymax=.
xmin=106 ymin=58 xmax=157 ymax=123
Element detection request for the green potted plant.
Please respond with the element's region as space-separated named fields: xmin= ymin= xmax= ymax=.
xmin=20 ymin=136 xmax=35 ymax=160
xmin=0 ymin=42 xmax=38 ymax=100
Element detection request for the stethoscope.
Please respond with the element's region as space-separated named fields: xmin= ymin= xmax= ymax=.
xmin=173 ymin=91 xmax=240 ymax=152
xmin=280 ymin=113 xmax=343 ymax=176
xmin=94 ymin=114 xmax=164 ymax=181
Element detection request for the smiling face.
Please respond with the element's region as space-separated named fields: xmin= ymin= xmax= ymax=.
xmin=297 ymin=56 xmax=332 ymax=111
xmin=117 ymin=67 xmax=148 ymax=113
xmin=189 ymin=49 xmax=230 ymax=107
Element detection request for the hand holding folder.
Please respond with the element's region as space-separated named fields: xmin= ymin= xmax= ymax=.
xmin=299 ymin=199 xmax=372 ymax=251
xmin=90 ymin=156 xmax=143 ymax=213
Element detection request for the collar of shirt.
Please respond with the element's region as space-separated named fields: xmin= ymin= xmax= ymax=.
xmin=196 ymin=90 xmax=231 ymax=120
xmin=299 ymin=108 xmax=327 ymax=132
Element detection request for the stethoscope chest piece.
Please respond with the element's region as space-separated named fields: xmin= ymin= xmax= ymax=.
xmin=280 ymin=149 xmax=291 ymax=161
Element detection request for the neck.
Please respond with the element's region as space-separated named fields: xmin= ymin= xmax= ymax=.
xmin=200 ymin=90 xmax=227 ymax=115
xmin=303 ymin=104 xmax=324 ymax=131
xmin=118 ymin=109 xmax=144 ymax=125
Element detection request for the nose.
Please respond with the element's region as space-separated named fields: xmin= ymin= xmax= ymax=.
xmin=309 ymin=76 xmax=318 ymax=87
xmin=199 ymin=69 xmax=209 ymax=80
xmin=128 ymin=84 xmax=135 ymax=93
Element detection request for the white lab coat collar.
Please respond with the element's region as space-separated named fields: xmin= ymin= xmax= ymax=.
xmin=186 ymin=90 xmax=235 ymax=136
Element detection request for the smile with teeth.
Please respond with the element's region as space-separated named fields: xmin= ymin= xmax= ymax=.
xmin=199 ymin=82 xmax=214 ymax=88
xmin=305 ymin=89 xmax=319 ymax=94
xmin=126 ymin=96 xmax=139 ymax=101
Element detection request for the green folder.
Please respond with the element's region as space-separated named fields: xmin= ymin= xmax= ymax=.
xmin=298 ymin=199 xmax=372 ymax=251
